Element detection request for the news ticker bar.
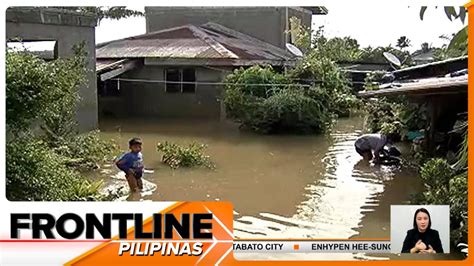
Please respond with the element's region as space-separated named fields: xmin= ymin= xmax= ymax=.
xmin=233 ymin=240 xmax=392 ymax=253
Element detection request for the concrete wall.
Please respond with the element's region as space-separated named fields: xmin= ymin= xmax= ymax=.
xmin=6 ymin=7 xmax=98 ymax=131
xmin=99 ymin=65 xmax=230 ymax=119
xmin=145 ymin=7 xmax=312 ymax=48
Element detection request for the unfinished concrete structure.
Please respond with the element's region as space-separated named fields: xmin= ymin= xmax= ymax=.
xmin=6 ymin=7 xmax=98 ymax=131
xmin=145 ymin=7 xmax=327 ymax=49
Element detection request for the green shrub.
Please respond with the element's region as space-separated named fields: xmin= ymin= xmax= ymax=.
xmin=363 ymin=97 xmax=427 ymax=139
xmin=53 ymin=130 xmax=119 ymax=169
xmin=288 ymin=55 xmax=359 ymax=117
xmin=6 ymin=139 xmax=106 ymax=201
xmin=380 ymin=121 xmax=403 ymax=136
xmin=419 ymin=158 xmax=454 ymax=199
xmin=364 ymin=97 xmax=401 ymax=134
xmin=224 ymin=65 xmax=336 ymax=134
xmin=449 ymin=171 xmax=468 ymax=243
xmin=359 ymin=46 xmax=413 ymax=65
xmin=6 ymin=46 xmax=117 ymax=201
xmin=6 ymin=47 xmax=86 ymax=135
xmin=157 ymin=141 xmax=214 ymax=169
xmin=418 ymin=158 xmax=467 ymax=244
xmin=363 ymin=71 xmax=386 ymax=91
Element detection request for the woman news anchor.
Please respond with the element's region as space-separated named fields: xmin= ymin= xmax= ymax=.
xmin=401 ymin=208 xmax=444 ymax=253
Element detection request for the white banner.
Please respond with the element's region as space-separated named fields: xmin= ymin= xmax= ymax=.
xmin=233 ymin=240 xmax=391 ymax=253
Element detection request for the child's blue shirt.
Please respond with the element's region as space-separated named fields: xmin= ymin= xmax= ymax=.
xmin=116 ymin=152 xmax=144 ymax=177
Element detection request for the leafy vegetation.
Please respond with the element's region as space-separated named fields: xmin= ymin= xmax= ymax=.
xmin=396 ymin=36 xmax=411 ymax=50
xmin=291 ymin=21 xmax=413 ymax=66
xmin=363 ymin=71 xmax=386 ymax=91
xmin=363 ymin=97 xmax=427 ymax=139
xmin=6 ymin=47 xmax=117 ymax=201
xmin=53 ymin=130 xmax=119 ymax=169
xmin=289 ymin=55 xmax=359 ymax=117
xmin=433 ymin=28 xmax=468 ymax=61
xmin=56 ymin=7 xmax=143 ymax=23
xmin=224 ymin=19 xmax=363 ymax=134
xmin=157 ymin=141 xmax=214 ymax=169
xmin=360 ymin=45 xmax=413 ymax=66
xmin=419 ymin=6 xmax=467 ymax=24
xmin=223 ymin=65 xmax=336 ymax=134
xmin=7 ymin=139 xmax=108 ymax=201
xmin=306 ymin=25 xmax=364 ymax=62
xmin=418 ymin=154 xmax=467 ymax=245
xmin=419 ymin=6 xmax=467 ymax=61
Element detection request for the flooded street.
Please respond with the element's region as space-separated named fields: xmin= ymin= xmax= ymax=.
xmin=95 ymin=116 xmax=429 ymax=259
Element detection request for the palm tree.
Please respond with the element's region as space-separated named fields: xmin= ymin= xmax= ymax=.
xmin=396 ymin=36 xmax=411 ymax=50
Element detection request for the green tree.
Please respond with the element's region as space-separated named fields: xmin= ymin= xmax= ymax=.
xmin=289 ymin=18 xmax=363 ymax=63
xmin=359 ymin=46 xmax=413 ymax=66
xmin=6 ymin=48 xmax=118 ymax=200
xmin=57 ymin=6 xmax=144 ymax=23
xmin=223 ymin=65 xmax=336 ymax=134
xmin=419 ymin=6 xmax=467 ymax=60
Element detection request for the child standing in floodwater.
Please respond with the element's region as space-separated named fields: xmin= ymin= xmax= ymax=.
xmin=115 ymin=138 xmax=144 ymax=193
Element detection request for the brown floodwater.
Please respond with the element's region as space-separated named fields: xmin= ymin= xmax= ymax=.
xmin=93 ymin=116 xmax=460 ymax=260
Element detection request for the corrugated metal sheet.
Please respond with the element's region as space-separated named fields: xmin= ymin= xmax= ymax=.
xmin=97 ymin=39 xmax=223 ymax=58
xmin=358 ymin=75 xmax=468 ymax=98
xmin=96 ymin=59 xmax=130 ymax=72
xmin=201 ymin=23 xmax=293 ymax=61
xmin=96 ymin=22 xmax=295 ymax=65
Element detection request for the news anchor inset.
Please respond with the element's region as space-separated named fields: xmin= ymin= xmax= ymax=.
xmin=401 ymin=208 xmax=444 ymax=254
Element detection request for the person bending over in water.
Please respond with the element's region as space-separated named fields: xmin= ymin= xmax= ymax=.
xmin=115 ymin=137 xmax=144 ymax=193
xmin=354 ymin=133 xmax=392 ymax=163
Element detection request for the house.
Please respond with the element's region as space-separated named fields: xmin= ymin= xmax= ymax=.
xmin=358 ymin=56 xmax=467 ymax=153
xmin=411 ymin=49 xmax=436 ymax=65
xmin=145 ymin=7 xmax=327 ymax=49
xmin=6 ymin=7 xmax=98 ymax=131
xmin=96 ymin=22 xmax=297 ymax=120
xmin=339 ymin=61 xmax=392 ymax=91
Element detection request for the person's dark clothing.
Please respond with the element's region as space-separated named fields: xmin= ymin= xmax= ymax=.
xmin=401 ymin=228 xmax=444 ymax=253
xmin=354 ymin=134 xmax=388 ymax=160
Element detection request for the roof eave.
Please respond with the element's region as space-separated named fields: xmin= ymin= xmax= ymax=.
xmin=358 ymin=80 xmax=467 ymax=98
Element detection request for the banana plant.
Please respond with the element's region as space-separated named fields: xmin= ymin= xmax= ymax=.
xmin=419 ymin=6 xmax=467 ymax=23
xmin=419 ymin=6 xmax=467 ymax=57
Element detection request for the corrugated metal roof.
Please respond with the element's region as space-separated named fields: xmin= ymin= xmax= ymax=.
xmin=96 ymin=59 xmax=129 ymax=73
xmin=97 ymin=38 xmax=223 ymax=58
xmin=96 ymin=22 xmax=295 ymax=65
xmin=358 ymin=75 xmax=467 ymax=98
xmin=394 ymin=56 xmax=467 ymax=73
xmin=392 ymin=55 xmax=467 ymax=80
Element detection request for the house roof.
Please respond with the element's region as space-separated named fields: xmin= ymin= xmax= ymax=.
xmin=358 ymin=74 xmax=467 ymax=98
xmin=96 ymin=59 xmax=129 ymax=73
xmin=358 ymin=55 xmax=468 ymax=98
xmin=411 ymin=49 xmax=435 ymax=63
xmin=392 ymin=55 xmax=467 ymax=80
xmin=96 ymin=22 xmax=296 ymax=66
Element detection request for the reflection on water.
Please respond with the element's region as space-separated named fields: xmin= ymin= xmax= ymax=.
xmin=95 ymin=116 xmax=427 ymax=260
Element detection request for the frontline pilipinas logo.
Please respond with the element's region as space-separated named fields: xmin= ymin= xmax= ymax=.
xmin=10 ymin=202 xmax=234 ymax=265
